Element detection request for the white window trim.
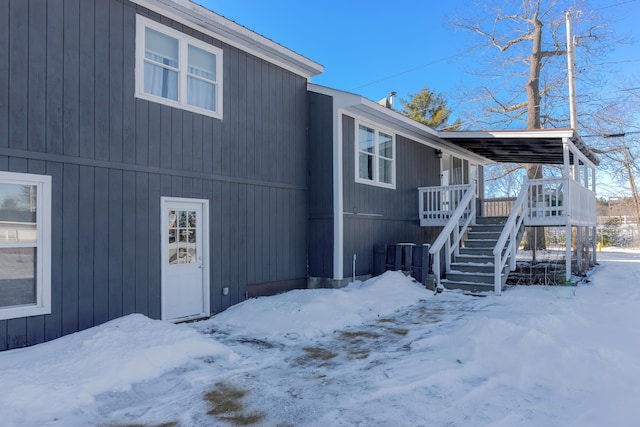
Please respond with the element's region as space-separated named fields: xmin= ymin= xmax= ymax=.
xmin=0 ymin=172 xmax=51 ymax=321
xmin=135 ymin=14 xmax=224 ymax=120
xmin=354 ymin=120 xmax=396 ymax=189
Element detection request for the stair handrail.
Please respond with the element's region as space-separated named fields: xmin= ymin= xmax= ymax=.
xmin=492 ymin=182 xmax=529 ymax=295
xmin=428 ymin=182 xmax=476 ymax=290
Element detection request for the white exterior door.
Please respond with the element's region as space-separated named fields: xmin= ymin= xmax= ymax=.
xmin=161 ymin=197 xmax=209 ymax=321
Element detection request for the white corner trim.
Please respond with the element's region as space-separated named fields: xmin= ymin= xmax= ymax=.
xmin=334 ymin=108 xmax=344 ymax=280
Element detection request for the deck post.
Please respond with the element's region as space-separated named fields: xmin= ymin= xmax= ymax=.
xmin=577 ymin=225 xmax=583 ymax=273
xmin=591 ymin=167 xmax=598 ymax=265
xmin=566 ymin=223 xmax=572 ymax=283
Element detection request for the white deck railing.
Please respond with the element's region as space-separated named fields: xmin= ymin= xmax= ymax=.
xmin=419 ymin=184 xmax=474 ymax=227
xmin=426 ymin=182 xmax=476 ymax=289
xmin=526 ymin=178 xmax=566 ymax=224
xmin=493 ymin=184 xmax=528 ymax=295
xmin=567 ymin=179 xmax=597 ymax=225
xmin=525 ymin=178 xmax=596 ymax=226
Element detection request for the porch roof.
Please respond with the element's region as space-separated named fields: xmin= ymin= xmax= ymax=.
xmin=439 ymin=129 xmax=600 ymax=166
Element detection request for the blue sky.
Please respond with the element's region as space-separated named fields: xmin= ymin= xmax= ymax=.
xmin=202 ymin=0 xmax=640 ymax=113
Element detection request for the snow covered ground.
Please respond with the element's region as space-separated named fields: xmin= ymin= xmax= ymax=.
xmin=1 ymin=248 xmax=639 ymax=426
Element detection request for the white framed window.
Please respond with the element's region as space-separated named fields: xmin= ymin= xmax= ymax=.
xmin=0 ymin=172 xmax=51 ymax=320
xmin=355 ymin=122 xmax=395 ymax=188
xmin=135 ymin=15 xmax=223 ymax=119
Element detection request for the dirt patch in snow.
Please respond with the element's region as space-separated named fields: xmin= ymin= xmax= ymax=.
xmin=204 ymin=382 xmax=266 ymax=425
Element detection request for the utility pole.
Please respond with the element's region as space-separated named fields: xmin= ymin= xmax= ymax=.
xmin=565 ymin=11 xmax=578 ymax=129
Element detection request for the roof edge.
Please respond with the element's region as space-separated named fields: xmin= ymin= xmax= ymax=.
xmin=308 ymin=84 xmax=492 ymax=165
xmin=131 ymin=0 xmax=324 ymax=78
xmin=439 ymin=128 xmax=576 ymax=139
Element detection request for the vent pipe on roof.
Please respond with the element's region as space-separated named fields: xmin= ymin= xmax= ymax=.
xmin=389 ymin=91 xmax=396 ymax=109
xmin=378 ymin=92 xmax=397 ymax=109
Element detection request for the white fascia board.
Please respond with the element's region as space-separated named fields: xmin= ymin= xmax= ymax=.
xmin=441 ymin=128 xmax=599 ymax=167
xmin=308 ymin=84 xmax=490 ymax=165
xmin=131 ymin=0 xmax=324 ymax=79
xmin=440 ymin=129 xmax=577 ymax=140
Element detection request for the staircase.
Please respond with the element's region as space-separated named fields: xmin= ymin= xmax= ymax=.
xmin=441 ymin=216 xmax=524 ymax=292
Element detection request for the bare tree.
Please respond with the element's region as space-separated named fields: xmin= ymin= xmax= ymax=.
xmin=452 ymin=0 xmax=616 ymax=249
xmin=584 ymin=83 xmax=640 ymax=227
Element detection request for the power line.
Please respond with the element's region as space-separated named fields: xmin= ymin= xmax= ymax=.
xmin=594 ymin=0 xmax=640 ymax=10
xmin=348 ymin=52 xmax=468 ymax=92
xmin=583 ymin=131 xmax=640 ymax=138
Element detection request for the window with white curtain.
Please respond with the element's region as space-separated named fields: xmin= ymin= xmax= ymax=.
xmin=355 ymin=121 xmax=395 ymax=188
xmin=0 ymin=171 xmax=51 ymax=321
xmin=136 ymin=15 xmax=223 ymax=119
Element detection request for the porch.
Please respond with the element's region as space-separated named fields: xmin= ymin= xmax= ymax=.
xmin=420 ymin=129 xmax=599 ymax=294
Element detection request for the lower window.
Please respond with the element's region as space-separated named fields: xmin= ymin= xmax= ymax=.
xmin=0 ymin=172 xmax=51 ymax=320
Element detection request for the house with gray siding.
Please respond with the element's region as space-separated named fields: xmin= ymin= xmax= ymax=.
xmin=1 ymin=0 xmax=600 ymax=351
xmin=0 ymin=0 xmax=322 ymax=350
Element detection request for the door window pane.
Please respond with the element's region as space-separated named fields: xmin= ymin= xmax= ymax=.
xmin=169 ymin=248 xmax=178 ymax=264
xmin=168 ymin=209 xmax=178 ymax=264
xmin=452 ymin=157 xmax=463 ymax=185
xmin=179 ymin=211 xmax=187 ymax=227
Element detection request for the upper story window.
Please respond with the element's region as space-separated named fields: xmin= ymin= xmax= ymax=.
xmin=0 ymin=172 xmax=51 ymax=321
xmin=356 ymin=122 xmax=395 ymax=188
xmin=136 ymin=15 xmax=223 ymax=119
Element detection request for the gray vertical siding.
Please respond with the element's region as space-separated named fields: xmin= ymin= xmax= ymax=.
xmin=342 ymin=115 xmax=441 ymax=277
xmin=0 ymin=0 xmax=309 ymax=350
xmin=308 ymin=92 xmax=334 ymax=278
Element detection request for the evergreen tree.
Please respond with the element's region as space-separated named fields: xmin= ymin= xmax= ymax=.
xmin=400 ymin=87 xmax=461 ymax=130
